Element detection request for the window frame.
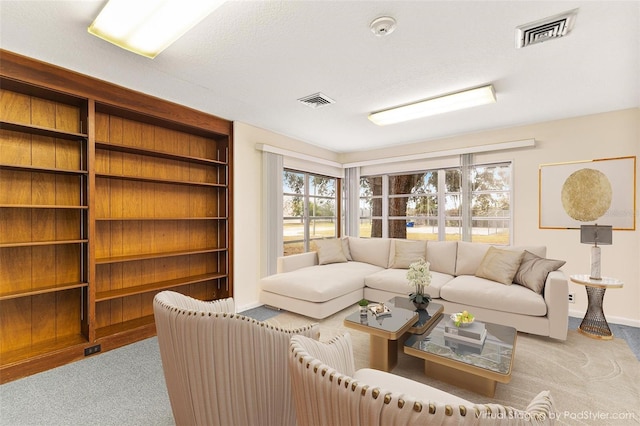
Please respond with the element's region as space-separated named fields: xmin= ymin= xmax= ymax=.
xmin=359 ymin=160 xmax=513 ymax=244
xmin=283 ymin=169 xmax=341 ymax=255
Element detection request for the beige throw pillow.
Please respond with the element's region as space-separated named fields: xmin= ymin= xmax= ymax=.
xmin=514 ymin=251 xmax=566 ymax=294
xmin=390 ymin=240 xmax=427 ymax=269
xmin=475 ymin=246 xmax=525 ymax=285
xmin=315 ymin=239 xmax=348 ymax=265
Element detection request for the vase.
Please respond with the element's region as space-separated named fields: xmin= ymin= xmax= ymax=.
xmin=411 ymin=283 xmax=430 ymax=310
xmin=412 ymin=299 xmax=429 ymax=311
xmin=359 ymin=305 xmax=368 ymax=317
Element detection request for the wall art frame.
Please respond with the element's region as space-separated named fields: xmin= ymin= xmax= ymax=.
xmin=539 ymin=156 xmax=636 ymax=230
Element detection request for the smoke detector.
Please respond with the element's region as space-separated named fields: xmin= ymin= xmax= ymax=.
xmin=370 ymin=16 xmax=397 ymax=37
xmin=516 ymin=9 xmax=578 ymax=48
xmin=298 ymin=93 xmax=335 ymax=109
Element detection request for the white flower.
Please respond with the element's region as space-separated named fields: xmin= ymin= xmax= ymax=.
xmin=406 ymin=258 xmax=432 ymax=288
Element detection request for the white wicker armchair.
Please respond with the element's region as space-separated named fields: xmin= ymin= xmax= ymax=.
xmin=289 ymin=333 xmax=555 ymax=426
xmin=153 ymin=291 xmax=320 ymax=426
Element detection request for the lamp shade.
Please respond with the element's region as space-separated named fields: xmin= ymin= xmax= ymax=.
xmin=580 ymin=225 xmax=612 ymax=245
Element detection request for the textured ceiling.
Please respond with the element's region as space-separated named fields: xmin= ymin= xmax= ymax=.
xmin=0 ymin=1 xmax=638 ymax=153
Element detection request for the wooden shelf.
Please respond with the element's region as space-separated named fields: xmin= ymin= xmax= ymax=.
xmin=95 ymin=315 xmax=156 ymax=340
xmin=0 ymin=239 xmax=88 ymax=248
xmin=95 ymin=217 xmax=226 ymax=221
xmin=95 ymin=248 xmax=226 ymax=264
xmin=95 ymin=273 xmax=226 ymax=301
xmin=95 ymin=141 xmax=226 ymax=166
xmin=0 ymin=334 xmax=88 ymax=367
xmin=0 ymin=163 xmax=87 ymax=175
xmin=95 ymin=172 xmax=226 ymax=187
xmin=0 ymin=120 xmax=87 ymax=140
xmin=0 ymin=76 xmax=89 ymax=382
xmin=0 ymin=282 xmax=89 ymax=301
xmin=0 ymin=204 xmax=88 ymax=209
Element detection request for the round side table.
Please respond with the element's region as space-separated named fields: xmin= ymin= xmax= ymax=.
xmin=569 ymin=274 xmax=623 ymax=340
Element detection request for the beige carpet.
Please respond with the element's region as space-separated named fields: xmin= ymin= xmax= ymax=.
xmin=267 ymin=305 xmax=640 ymax=425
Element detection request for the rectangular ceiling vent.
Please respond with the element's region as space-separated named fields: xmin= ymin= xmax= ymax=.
xmin=516 ymin=9 xmax=578 ymax=48
xmin=298 ymin=92 xmax=336 ymax=109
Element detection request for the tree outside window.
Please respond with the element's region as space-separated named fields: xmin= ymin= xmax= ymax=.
xmin=359 ymin=162 xmax=511 ymax=244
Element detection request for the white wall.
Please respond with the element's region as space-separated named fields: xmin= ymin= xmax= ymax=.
xmin=232 ymin=122 xmax=339 ymax=311
xmin=234 ymin=109 xmax=640 ymax=325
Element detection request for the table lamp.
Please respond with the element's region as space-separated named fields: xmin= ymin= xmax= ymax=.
xmin=580 ymin=224 xmax=612 ymax=280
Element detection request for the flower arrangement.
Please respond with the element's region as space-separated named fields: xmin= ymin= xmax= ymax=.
xmin=407 ymin=258 xmax=432 ymax=307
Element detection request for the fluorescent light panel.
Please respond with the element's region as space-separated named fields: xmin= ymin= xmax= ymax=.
xmin=368 ymin=85 xmax=496 ymax=126
xmin=88 ymin=0 xmax=225 ymax=58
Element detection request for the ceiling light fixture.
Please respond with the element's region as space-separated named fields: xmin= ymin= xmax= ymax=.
xmin=88 ymin=0 xmax=226 ymax=59
xmin=368 ymin=85 xmax=496 ymax=126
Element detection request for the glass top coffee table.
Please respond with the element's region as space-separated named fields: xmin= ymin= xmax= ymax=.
xmin=404 ymin=315 xmax=516 ymax=397
xmin=344 ymin=298 xmax=443 ymax=371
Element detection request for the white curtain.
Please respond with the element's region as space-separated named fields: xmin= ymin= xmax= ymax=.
xmin=262 ymin=152 xmax=283 ymax=276
xmin=343 ymin=166 xmax=360 ymax=237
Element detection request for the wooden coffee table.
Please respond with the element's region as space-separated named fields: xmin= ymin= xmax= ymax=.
xmin=404 ymin=315 xmax=517 ymax=397
xmin=344 ymin=299 xmax=443 ymax=371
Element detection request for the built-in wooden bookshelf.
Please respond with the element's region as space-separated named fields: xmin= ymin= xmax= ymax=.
xmin=0 ymin=50 xmax=233 ymax=383
xmin=0 ymin=80 xmax=89 ymax=373
xmin=92 ymin=106 xmax=229 ymax=339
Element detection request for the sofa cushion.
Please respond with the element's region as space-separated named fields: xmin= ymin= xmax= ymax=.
xmin=261 ymin=261 xmax=383 ymax=303
xmin=455 ymin=242 xmax=546 ymax=276
xmin=514 ymin=251 xmax=566 ymax=294
xmin=315 ymin=238 xmax=348 ymax=265
xmin=347 ymin=237 xmax=391 ymax=268
xmin=455 ymin=242 xmax=491 ymax=275
xmin=364 ymin=268 xmax=453 ymax=299
xmin=475 ymin=247 xmax=525 ymax=285
xmin=440 ymin=275 xmax=547 ymax=316
xmin=509 ymin=245 xmax=546 ymax=258
xmin=426 ymin=241 xmax=457 ymax=275
xmin=341 ymin=236 xmax=353 ymax=261
xmin=389 ymin=239 xmax=427 ymax=269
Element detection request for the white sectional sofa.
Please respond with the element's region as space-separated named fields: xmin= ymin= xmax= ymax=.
xmin=259 ymin=237 xmax=569 ymax=340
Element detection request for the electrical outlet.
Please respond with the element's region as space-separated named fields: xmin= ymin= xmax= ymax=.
xmin=568 ymin=293 xmax=575 ymax=303
xmin=84 ymin=344 xmax=101 ymax=356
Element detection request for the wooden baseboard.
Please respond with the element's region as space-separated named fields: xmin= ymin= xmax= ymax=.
xmin=0 ymin=323 xmax=157 ymax=384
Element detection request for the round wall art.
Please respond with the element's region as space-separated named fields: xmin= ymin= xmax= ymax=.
xmin=561 ymin=168 xmax=612 ymax=221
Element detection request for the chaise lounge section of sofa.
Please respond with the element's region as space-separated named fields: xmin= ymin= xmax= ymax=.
xmin=259 ymin=237 xmax=568 ymax=340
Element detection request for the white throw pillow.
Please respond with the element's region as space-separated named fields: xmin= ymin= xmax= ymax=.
xmin=315 ymin=238 xmax=348 ymax=265
xmin=475 ymin=246 xmax=525 ymax=285
xmin=390 ymin=239 xmax=427 ymax=269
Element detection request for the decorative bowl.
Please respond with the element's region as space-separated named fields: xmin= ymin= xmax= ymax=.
xmin=450 ymin=312 xmax=475 ymax=327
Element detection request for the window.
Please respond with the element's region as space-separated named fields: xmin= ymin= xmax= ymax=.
xmin=470 ymin=163 xmax=511 ymax=244
xmin=283 ymin=169 xmax=339 ymax=255
xmin=358 ymin=175 xmax=382 ymax=238
xmin=359 ymin=161 xmax=512 ymax=244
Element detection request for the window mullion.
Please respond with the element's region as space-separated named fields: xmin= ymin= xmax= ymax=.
xmin=437 ymin=170 xmax=446 ymax=240
xmin=304 ymin=172 xmax=310 ymax=252
xmin=382 ymin=175 xmax=389 ymax=238
xmin=461 ymin=153 xmax=472 ymax=242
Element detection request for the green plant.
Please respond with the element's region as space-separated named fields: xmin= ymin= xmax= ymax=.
xmin=358 ymin=298 xmax=369 ymax=307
